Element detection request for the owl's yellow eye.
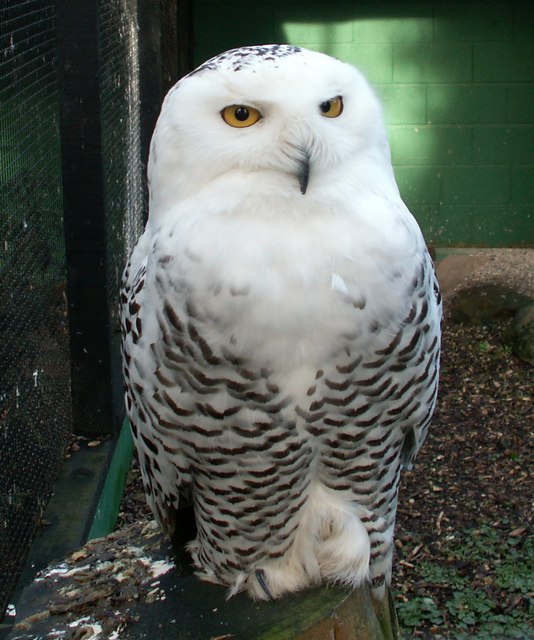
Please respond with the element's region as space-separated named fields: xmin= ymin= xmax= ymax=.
xmin=221 ymin=105 xmax=262 ymax=128
xmin=319 ymin=96 xmax=343 ymax=118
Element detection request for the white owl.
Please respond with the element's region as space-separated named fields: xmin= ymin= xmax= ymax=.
xmin=121 ymin=45 xmax=441 ymax=601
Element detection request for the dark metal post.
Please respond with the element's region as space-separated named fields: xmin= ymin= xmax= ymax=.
xmin=56 ymin=0 xmax=113 ymax=435
xmin=137 ymin=0 xmax=193 ymax=194
xmin=177 ymin=0 xmax=194 ymax=79
xmin=137 ymin=0 xmax=164 ymax=201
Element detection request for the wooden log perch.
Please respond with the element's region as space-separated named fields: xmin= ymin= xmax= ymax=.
xmin=7 ymin=521 xmax=400 ymax=640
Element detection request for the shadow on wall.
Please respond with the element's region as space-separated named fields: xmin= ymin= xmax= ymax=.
xmin=191 ymin=0 xmax=534 ymax=248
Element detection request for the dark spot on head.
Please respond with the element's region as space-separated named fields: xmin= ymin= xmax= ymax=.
xmin=185 ymin=44 xmax=303 ymax=78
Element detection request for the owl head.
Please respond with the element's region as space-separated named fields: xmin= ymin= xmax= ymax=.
xmin=148 ymin=45 xmax=395 ymax=217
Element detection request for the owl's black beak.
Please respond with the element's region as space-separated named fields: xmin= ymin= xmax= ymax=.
xmin=298 ymin=156 xmax=310 ymax=195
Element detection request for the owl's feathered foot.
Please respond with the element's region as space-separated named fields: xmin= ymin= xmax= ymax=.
xmin=187 ymin=484 xmax=375 ymax=601
xmin=226 ymin=484 xmax=373 ymax=601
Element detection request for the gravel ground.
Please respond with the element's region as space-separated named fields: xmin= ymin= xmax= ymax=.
xmin=393 ymin=248 xmax=533 ymax=638
xmin=436 ymin=248 xmax=534 ymax=299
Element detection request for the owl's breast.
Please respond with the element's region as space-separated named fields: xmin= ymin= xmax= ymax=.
xmin=152 ymin=200 xmax=422 ymax=371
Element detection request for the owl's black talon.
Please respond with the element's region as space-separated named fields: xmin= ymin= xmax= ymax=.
xmin=255 ymin=568 xmax=274 ymax=601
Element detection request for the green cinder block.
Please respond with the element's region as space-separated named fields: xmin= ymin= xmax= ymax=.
xmin=474 ymin=43 xmax=534 ymax=82
xmin=428 ymin=205 xmax=525 ymax=247
xmin=436 ymin=205 xmax=478 ymax=245
xmin=486 ymin=206 xmax=534 ymax=245
xmin=441 ymin=166 xmax=511 ymax=205
xmin=334 ymin=44 xmax=394 ymax=83
xmin=507 ymin=206 xmax=534 ymax=243
xmin=508 ymin=85 xmax=534 ymax=124
xmin=281 ymin=15 xmax=353 ymax=44
xmin=393 ymin=43 xmax=472 ymax=83
xmin=427 ymin=85 xmax=507 ymax=124
xmin=506 ymin=128 xmax=534 ymax=164
xmin=472 ymin=127 xmax=513 ymax=164
xmin=472 ymin=127 xmax=534 ymax=164
xmin=508 ymin=207 xmax=534 ymax=244
xmin=512 ymin=167 xmax=534 ymax=205
xmin=393 ymin=166 xmax=441 ymax=205
xmin=440 ymin=205 xmax=534 ymax=246
xmin=513 ymin=2 xmax=534 ymax=42
xmin=376 ymin=85 xmax=426 ymax=124
xmin=388 ymin=126 xmax=471 ymax=165
xmin=352 ymin=13 xmax=433 ymax=43
xmin=433 ymin=3 xmax=513 ymax=42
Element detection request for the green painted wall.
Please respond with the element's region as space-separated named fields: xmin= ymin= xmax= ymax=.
xmin=192 ymin=0 xmax=534 ymax=247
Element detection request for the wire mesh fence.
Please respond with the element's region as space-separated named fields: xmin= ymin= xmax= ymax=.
xmin=0 ymin=0 xmax=177 ymax=620
xmin=0 ymin=0 xmax=71 ymax=620
xmin=100 ymin=0 xmax=144 ymax=329
xmin=99 ymin=0 xmax=145 ymax=421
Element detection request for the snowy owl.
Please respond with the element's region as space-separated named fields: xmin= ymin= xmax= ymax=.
xmin=121 ymin=44 xmax=441 ymax=601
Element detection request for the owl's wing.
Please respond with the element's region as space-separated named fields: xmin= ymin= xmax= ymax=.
xmin=120 ymin=243 xmax=191 ymax=537
xmin=398 ymin=251 xmax=442 ymax=470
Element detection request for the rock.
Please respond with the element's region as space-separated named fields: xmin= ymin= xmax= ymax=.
xmin=502 ymin=303 xmax=534 ymax=366
xmin=435 ymin=254 xmax=490 ymax=297
xmin=448 ymin=284 xmax=533 ymax=325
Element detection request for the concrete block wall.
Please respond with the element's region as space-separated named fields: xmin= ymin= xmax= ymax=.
xmin=193 ymin=1 xmax=533 ymax=247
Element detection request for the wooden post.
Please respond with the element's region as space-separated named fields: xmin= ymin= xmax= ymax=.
xmin=8 ymin=521 xmax=400 ymax=639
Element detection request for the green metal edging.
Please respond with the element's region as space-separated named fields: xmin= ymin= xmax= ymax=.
xmin=87 ymin=418 xmax=134 ymax=540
